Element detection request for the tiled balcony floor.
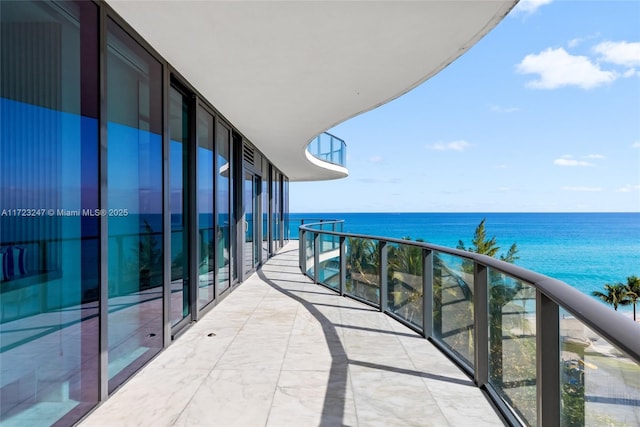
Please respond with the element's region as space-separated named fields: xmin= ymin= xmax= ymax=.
xmin=80 ymin=242 xmax=504 ymax=427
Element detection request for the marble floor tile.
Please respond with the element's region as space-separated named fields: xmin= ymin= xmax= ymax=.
xmin=175 ymin=369 xmax=280 ymax=427
xmin=80 ymin=242 xmax=502 ymax=427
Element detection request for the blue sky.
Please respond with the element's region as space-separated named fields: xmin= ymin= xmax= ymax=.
xmin=290 ymin=0 xmax=640 ymax=213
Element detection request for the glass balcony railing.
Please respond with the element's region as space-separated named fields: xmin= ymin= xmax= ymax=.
xmin=306 ymin=132 xmax=347 ymax=167
xmin=298 ymin=220 xmax=640 ymax=427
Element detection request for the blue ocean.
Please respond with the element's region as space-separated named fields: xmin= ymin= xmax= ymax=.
xmin=290 ymin=212 xmax=640 ymax=311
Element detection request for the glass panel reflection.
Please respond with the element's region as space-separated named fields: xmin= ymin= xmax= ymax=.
xmin=169 ymin=86 xmax=189 ymax=326
xmin=387 ymin=242 xmax=424 ymax=328
xmin=305 ymin=232 xmax=315 ymax=277
xmin=216 ymin=123 xmax=231 ymax=293
xmin=243 ymin=172 xmax=254 ymax=275
xmin=0 ymin=1 xmax=100 ymax=424
xmin=262 ymin=162 xmax=269 ymax=262
xmin=488 ymin=269 xmax=537 ymax=426
xmin=197 ymin=106 xmax=214 ymax=309
xmin=560 ymin=312 xmax=640 ymax=427
xmin=318 ymin=233 xmax=340 ymax=290
xmin=433 ymin=252 xmax=474 ymax=367
xmin=106 ymin=18 xmax=163 ymax=391
xmin=346 ymin=238 xmax=380 ymax=306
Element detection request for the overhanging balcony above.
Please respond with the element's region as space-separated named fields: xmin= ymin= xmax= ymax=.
xmin=105 ymin=0 xmax=518 ymax=182
xmin=305 ymin=132 xmax=348 ymax=180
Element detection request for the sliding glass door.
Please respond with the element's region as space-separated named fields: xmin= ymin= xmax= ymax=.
xmin=197 ymin=106 xmax=215 ymax=309
xmin=106 ymin=17 xmax=163 ymax=391
xmin=169 ymin=86 xmax=191 ymax=328
xmin=0 ymin=1 xmax=100 ymax=424
xmin=216 ymin=123 xmax=232 ymax=294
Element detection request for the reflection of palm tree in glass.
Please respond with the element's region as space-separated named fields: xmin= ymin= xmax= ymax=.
xmin=138 ymin=220 xmax=162 ymax=289
xmin=432 ymin=254 xmax=475 ymax=363
xmin=346 ymin=238 xmax=379 ymax=301
xmin=388 ymin=239 xmax=423 ymax=323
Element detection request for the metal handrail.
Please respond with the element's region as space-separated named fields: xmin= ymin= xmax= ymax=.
xmin=299 ymin=221 xmax=640 ymax=362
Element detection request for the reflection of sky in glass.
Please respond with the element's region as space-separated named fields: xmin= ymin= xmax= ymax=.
xmin=198 ymin=146 xmax=214 ymax=218
xmin=217 ymin=153 xmax=230 ymax=215
xmin=169 ymin=140 xmax=183 ymax=215
xmin=107 ymin=122 xmax=162 ymax=215
xmin=0 ymin=98 xmax=98 ymax=209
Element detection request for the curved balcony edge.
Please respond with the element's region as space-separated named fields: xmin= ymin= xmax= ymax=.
xmin=298 ymin=219 xmax=640 ymax=427
xmin=306 ymin=132 xmax=348 ymax=170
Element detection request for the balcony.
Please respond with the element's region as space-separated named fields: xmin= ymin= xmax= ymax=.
xmin=306 ymin=132 xmax=347 ymax=168
xmin=80 ymin=221 xmax=640 ymax=427
xmin=80 ymin=242 xmax=502 ymax=426
xmin=299 ymin=220 xmax=640 ymax=426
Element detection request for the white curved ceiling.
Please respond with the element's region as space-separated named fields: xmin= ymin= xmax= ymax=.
xmin=106 ymin=0 xmax=517 ymax=181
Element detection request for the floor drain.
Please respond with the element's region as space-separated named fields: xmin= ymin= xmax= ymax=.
xmin=207 ymin=332 xmax=216 ymax=337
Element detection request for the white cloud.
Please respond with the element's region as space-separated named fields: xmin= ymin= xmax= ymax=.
xmin=358 ymin=177 xmax=399 ymax=185
xmin=616 ymin=184 xmax=640 ymax=193
xmin=513 ymin=0 xmax=553 ymax=14
xmin=488 ymin=104 xmax=520 ymax=113
xmin=369 ymin=155 xmax=383 ymax=163
xmin=568 ymin=38 xmax=582 ymax=49
xmin=562 ymin=186 xmax=603 ymax=192
xmin=427 ymin=140 xmax=472 ymax=152
xmin=516 ymin=48 xmax=617 ymax=89
xmin=554 ymin=156 xmax=593 ymax=167
xmin=623 ymin=68 xmax=638 ymax=78
xmin=584 ymin=154 xmax=605 ymax=159
xmin=593 ymin=41 xmax=640 ymax=67
xmin=567 ymin=33 xmax=601 ymax=49
xmin=632 ymin=141 xmax=640 ymax=148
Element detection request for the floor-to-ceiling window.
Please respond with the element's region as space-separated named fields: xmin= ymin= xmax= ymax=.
xmin=0 ymin=1 xmax=100 ymax=425
xmin=283 ymin=177 xmax=290 ymax=243
xmin=106 ymin=17 xmax=163 ymax=391
xmin=216 ymin=122 xmax=232 ymax=293
xmin=243 ymin=172 xmax=255 ymax=276
xmin=271 ymin=169 xmax=281 ymax=252
xmin=169 ymin=86 xmax=190 ymax=327
xmin=262 ymin=160 xmax=270 ymax=262
xmin=197 ymin=106 xmax=215 ymax=309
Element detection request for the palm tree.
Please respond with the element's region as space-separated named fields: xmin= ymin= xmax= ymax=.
xmin=591 ymin=283 xmax=632 ymax=311
xmin=457 ymin=218 xmax=519 ymax=270
xmin=625 ymin=275 xmax=640 ymax=321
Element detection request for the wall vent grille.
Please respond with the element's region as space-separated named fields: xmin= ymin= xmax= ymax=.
xmin=243 ymin=143 xmax=255 ymax=166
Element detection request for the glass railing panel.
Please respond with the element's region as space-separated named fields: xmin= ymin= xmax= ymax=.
xmin=387 ymin=242 xmax=423 ymax=329
xmin=345 ymin=237 xmax=380 ymax=306
xmin=306 ymin=132 xmax=347 ymax=168
xmin=433 ymin=252 xmax=475 ymax=367
xmin=317 ymin=233 xmax=340 ymax=290
xmin=305 ymin=231 xmax=315 ymax=277
xmin=559 ymin=311 xmax=640 ymax=427
xmin=488 ymin=269 xmax=537 ymax=426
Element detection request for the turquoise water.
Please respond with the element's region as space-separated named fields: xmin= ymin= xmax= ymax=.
xmin=290 ymin=212 xmax=640 ymax=310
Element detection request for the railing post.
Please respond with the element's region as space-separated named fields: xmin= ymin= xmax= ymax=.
xmin=422 ymin=249 xmax=433 ymax=338
xmin=379 ymin=241 xmax=388 ymax=312
xmin=339 ymin=236 xmax=346 ymax=296
xmin=313 ymin=232 xmax=320 ymax=284
xmin=537 ymin=292 xmax=560 ymax=427
xmin=474 ymin=262 xmax=489 ymax=387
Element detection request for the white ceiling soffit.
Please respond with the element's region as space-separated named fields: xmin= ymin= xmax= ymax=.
xmin=106 ymin=0 xmax=518 ymax=182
